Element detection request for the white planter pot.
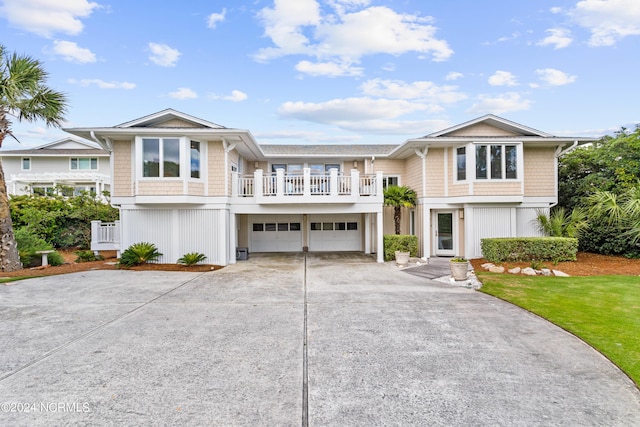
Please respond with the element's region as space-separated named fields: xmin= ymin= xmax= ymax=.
xmin=450 ymin=261 xmax=469 ymax=281
xmin=395 ymin=251 xmax=410 ymax=265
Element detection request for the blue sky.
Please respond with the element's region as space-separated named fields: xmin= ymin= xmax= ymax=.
xmin=1 ymin=0 xmax=639 ymax=149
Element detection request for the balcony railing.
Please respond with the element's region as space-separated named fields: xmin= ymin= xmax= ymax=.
xmin=232 ymin=169 xmax=383 ymax=203
xmin=90 ymin=220 xmax=121 ymax=254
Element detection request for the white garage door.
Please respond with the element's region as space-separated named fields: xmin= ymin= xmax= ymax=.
xmin=309 ymin=214 xmax=361 ymax=251
xmin=250 ymin=215 xmax=302 ymax=252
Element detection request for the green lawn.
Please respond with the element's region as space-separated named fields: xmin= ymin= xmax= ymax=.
xmin=478 ymin=273 xmax=640 ymax=387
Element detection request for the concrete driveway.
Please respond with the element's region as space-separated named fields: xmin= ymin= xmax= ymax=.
xmin=1 ymin=253 xmax=639 ymax=426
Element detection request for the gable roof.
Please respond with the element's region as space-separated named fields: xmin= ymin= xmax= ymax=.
xmin=0 ymin=136 xmax=108 ymax=156
xmin=426 ymin=114 xmax=552 ymax=138
xmin=116 ymin=108 xmax=226 ymax=129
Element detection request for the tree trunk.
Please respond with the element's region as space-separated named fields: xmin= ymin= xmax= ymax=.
xmin=0 ymin=160 xmax=22 ymax=271
xmin=394 ymin=206 xmax=401 ymax=235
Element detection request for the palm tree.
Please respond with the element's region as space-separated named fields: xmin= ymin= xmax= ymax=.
xmin=383 ymin=185 xmax=417 ymax=235
xmin=0 ymin=45 xmax=68 ymax=271
xmin=587 ymin=183 xmax=640 ymax=244
xmin=535 ymin=206 xmax=588 ymax=238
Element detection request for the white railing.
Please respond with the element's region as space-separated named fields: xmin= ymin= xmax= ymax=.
xmin=233 ymin=169 xmax=382 ymax=202
xmin=90 ymin=220 xmax=121 ymax=254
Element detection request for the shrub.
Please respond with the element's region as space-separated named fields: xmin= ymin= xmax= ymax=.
xmin=119 ymin=242 xmax=162 ymax=268
xmin=177 ymin=252 xmax=207 ymax=266
xmin=47 ymin=251 xmax=64 ymax=266
xmin=481 ymin=237 xmax=577 ymax=263
xmin=14 ymin=227 xmax=53 ymax=267
xmin=75 ymin=250 xmax=103 ymax=263
xmin=383 ymin=234 xmax=418 ymax=261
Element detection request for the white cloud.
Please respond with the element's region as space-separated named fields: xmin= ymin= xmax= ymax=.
xmin=278 ymin=97 xmax=428 ymax=126
xmin=569 ymin=0 xmax=640 ymax=46
xmin=209 ymin=90 xmax=248 ymax=102
xmin=68 ymin=78 xmax=135 ymax=89
xmin=445 ymin=71 xmax=463 ymax=81
xmin=148 ymin=43 xmax=181 ymax=67
xmin=51 ymin=40 xmax=96 ymax=63
xmin=168 ymin=88 xmax=198 ymax=99
xmin=536 ymin=68 xmax=577 ymax=86
xmin=550 ymin=7 xmax=563 ymax=14
xmin=255 ymin=1 xmax=453 ymax=72
xmin=207 ymin=8 xmax=226 ymax=29
xmin=295 ymin=60 xmax=363 ymax=77
xmin=537 ymin=28 xmax=573 ymax=49
xmin=360 ymin=78 xmax=466 ymax=104
xmin=467 ymin=92 xmax=532 ymax=114
xmin=0 ymin=0 xmax=99 ymax=37
xmin=488 ymin=71 xmax=518 ymax=87
xmin=256 ymin=129 xmax=361 ymax=143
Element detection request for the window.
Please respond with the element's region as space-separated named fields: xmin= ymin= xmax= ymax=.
xmin=475 ymin=144 xmax=518 ymax=180
xmin=21 ymin=158 xmax=31 ymax=171
xmin=456 ymin=147 xmax=466 ymax=181
xmin=142 ymin=138 xmax=180 ymax=177
xmin=190 ymin=141 xmax=200 ymax=178
xmin=382 ymin=176 xmax=399 ymax=189
xmin=271 ymin=164 xmax=286 ymax=173
xmin=70 ymin=158 xmax=98 ymax=170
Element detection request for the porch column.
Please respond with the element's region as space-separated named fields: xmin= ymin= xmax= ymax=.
xmin=276 ymin=168 xmax=285 ymax=197
xmin=254 ymin=169 xmax=263 ymax=198
xmin=329 ymin=168 xmax=338 ymax=196
xmin=376 ymin=212 xmax=383 ymax=263
xmin=364 ymin=213 xmax=371 ymax=254
xmin=422 ymin=205 xmax=431 ymax=259
xmin=229 ymin=213 xmax=237 ymax=264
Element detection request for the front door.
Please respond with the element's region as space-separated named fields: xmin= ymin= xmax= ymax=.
xmin=435 ymin=211 xmax=455 ymax=256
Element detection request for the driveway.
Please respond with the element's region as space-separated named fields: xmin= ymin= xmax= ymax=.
xmin=1 ymin=253 xmax=639 ymax=426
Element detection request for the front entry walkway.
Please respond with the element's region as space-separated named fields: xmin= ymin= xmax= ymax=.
xmin=1 ymin=254 xmax=639 ymax=425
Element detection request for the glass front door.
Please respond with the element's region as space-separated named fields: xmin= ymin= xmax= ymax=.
xmin=435 ymin=212 xmax=455 ymax=256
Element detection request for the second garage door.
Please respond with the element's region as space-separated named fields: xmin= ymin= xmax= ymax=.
xmin=308 ymin=214 xmax=361 ymax=251
xmin=249 ymin=215 xmax=303 ymax=252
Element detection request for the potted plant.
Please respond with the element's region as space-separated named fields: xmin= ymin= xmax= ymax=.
xmin=395 ymin=250 xmax=410 ymax=265
xmin=449 ymin=257 xmax=469 ymax=281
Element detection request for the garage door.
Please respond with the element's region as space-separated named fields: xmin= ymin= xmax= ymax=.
xmin=309 ymin=214 xmax=361 ymax=251
xmin=249 ymin=215 xmax=302 ymax=252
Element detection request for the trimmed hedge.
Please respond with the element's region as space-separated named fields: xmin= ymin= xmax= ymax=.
xmin=481 ymin=237 xmax=578 ymax=263
xmin=383 ymin=234 xmax=418 ymax=261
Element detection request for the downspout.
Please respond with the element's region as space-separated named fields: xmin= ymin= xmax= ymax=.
xmin=414 ymin=146 xmax=429 ymax=258
xmin=550 ymin=141 xmax=578 ymax=208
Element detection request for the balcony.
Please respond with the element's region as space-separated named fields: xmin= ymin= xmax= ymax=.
xmin=232 ymin=169 xmax=383 ymax=204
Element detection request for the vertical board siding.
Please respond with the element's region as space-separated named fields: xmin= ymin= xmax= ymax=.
xmin=516 ymin=208 xmax=545 ymax=237
xmin=122 ymin=208 xmax=227 ymax=265
xmin=470 ymin=207 xmax=513 ymax=258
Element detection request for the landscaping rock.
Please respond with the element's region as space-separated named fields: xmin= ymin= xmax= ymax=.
xmin=541 ymin=268 xmax=552 ymax=276
xmin=522 ymin=267 xmax=537 ymax=276
xmin=489 ymin=266 xmax=505 ymax=273
xmin=553 ymin=270 xmax=570 ymax=277
xmin=481 ymin=263 xmax=495 ymax=269
xmin=508 ymin=267 xmax=521 ymax=274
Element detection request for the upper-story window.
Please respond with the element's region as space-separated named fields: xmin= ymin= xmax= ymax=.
xmin=70 ymin=157 xmax=98 ymax=170
xmin=382 ymin=176 xmax=399 ymax=189
xmin=142 ymin=137 xmax=180 ymax=178
xmin=190 ymin=140 xmax=200 ymax=179
xmin=456 ymin=147 xmax=466 ymax=181
xmin=21 ymin=157 xmax=31 ymax=171
xmin=475 ymin=144 xmax=518 ymax=180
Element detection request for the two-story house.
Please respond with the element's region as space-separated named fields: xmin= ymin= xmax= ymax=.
xmin=0 ymin=136 xmax=111 ymax=198
xmin=66 ymin=109 xmax=592 ymax=265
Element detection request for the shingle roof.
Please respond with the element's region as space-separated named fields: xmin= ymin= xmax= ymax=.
xmin=0 ymin=148 xmax=108 ymax=156
xmin=260 ymin=144 xmax=398 ymax=156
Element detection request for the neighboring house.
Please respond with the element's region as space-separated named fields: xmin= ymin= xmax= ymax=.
xmin=0 ymin=136 xmax=111 ymax=198
xmin=65 ymin=109 xmax=593 ymax=265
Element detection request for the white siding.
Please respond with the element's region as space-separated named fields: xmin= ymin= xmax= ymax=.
xmin=516 ymin=208 xmax=545 ymax=237
xmin=121 ymin=208 xmax=228 ymax=265
xmin=468 ymin=207 xmax=514 ymax=258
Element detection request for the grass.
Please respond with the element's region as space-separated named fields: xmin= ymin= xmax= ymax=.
xmin=478 ymin=272 xmax=640 ymax=387
xmin=0 ymin=277 xmax=30 ymax=284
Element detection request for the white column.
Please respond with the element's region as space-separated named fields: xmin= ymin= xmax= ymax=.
xmin=422 ymin=206 xmax=431 ymax=259
xmin=276 ymin=168 xmax=285 ymax=197
xmin=364 ymin=212 xmax=371 ymax=254
xmin=229 ymin=213 xmax=237 ymax=264
xmin=329 ymin=168 xmax=338 ymax=196
xmin=376 ymin=212 xmax=384 ymax=263
xmin=303 ymin=168 xmax=311 ymax=196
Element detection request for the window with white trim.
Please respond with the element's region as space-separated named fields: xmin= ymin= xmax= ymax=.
xmin=70 ymin=157 xmax=98 ymax=170
xmin=456 ymin=147 xmax=466 ymax=181
xmin=21 ymin=157 xmax=31 ymax=171
xmin=475 ymin=144 xmax=518 ymax=180
xmin=190 ymin=140 xmax=201 ymax=178
xmin=382 ymin=175 xmax=399 ymax=189
xmin=142 ymin=137 xmax=180 ymax=178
